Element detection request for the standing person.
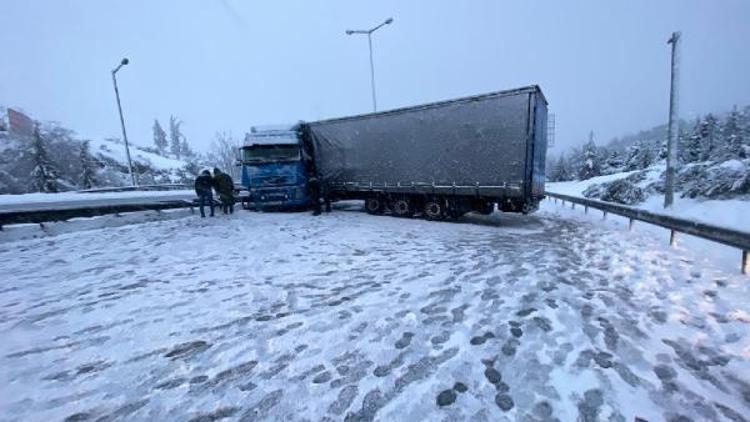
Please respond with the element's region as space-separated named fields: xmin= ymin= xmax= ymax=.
xmin=194 ymin=170 xmax=215 ymax=218
xmin=213 ymin=168 xmax=235 ymax=214
xmin=308 ymin=175 xmax=321 ymax=216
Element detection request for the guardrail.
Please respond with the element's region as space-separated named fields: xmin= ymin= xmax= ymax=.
xmin=78 ymin=184 xmax=190 ymax=193
xmin=0 ymin=200 xmax=195 ymax=228
xmin=546 ymin=192 xmax=750 ymax=275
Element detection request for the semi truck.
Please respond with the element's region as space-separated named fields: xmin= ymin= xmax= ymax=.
xmin=239 ymin=128 xmax=310 ymax=210
xmin=239 ymin=85 xmax=548 ymax=218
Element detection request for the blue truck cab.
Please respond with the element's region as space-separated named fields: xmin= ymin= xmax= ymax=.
xmin=239 ymin=127 xmax=310 ymax=210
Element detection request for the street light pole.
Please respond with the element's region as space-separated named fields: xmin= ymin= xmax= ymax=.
xmin=346 ymin=18 xmax=393 ymax=112
xmin=111 ymin=57 xmax=137 ymax=186
xmin=664 ymin=32 xmax=681 ymax=208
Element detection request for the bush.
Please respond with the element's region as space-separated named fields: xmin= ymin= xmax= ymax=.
xmin=583 ymin=178 xmax=646 ymax=205
xmin=680 ymin=160 xmax=750 ymax=199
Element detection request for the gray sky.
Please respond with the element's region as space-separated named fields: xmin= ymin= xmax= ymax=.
xmin=1 ymin=1 xmax=749 ymax=153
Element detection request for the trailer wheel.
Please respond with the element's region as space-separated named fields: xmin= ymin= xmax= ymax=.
xmin=423 ymin=200 xmax=444 ymax=220
xmin=365 ymin=197 xmax=385 ymax=214
xmin=392 ymin=197 xmax=414 ymax=218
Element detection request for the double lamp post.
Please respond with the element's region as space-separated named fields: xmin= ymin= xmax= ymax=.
xmin=346 ymin=18 xmax=393 ymax=112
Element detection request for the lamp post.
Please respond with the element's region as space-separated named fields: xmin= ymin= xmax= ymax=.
xmin=111 ymin=57 xmax=137 ymax=186
xmin=346 ymin=17 xmax=394 ymax=112
xmin=664 ymin=32 xmax=681 ymax=208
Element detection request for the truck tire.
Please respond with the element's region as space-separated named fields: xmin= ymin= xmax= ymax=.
xmin=392 ymin=197 xmax=414 ymax=218
xmin=424 ymin=200 xmax=444 ymax=220
xmin=365 ymin=197 xmax=385 ymax=214
xmin=476 ymin=201 xmax=495 ymax=215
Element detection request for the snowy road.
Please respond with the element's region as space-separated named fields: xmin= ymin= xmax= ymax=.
xmin=1 ymin=202 xmax=749 ymax=421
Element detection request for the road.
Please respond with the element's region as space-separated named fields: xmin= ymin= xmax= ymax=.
xmin=0 ymin=202 xmax=748 ymax=421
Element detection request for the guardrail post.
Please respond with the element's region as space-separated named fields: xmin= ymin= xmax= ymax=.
xmin=670 ymin=230 xmax=676 ymax=247
xmin=571 ymin=203 xmax=575 ymax=209
xmin=629 ymin=218 xmax=634 ymax=231
xmin=743 ymin=250 xmax=748 ymax=275
xmin=584 ymin=205 xmax=588 ymax=214
xmin=602 ymin=211 xmax=607 ymax=220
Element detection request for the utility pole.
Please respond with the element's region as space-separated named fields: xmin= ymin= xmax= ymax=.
xmin=346 ymin=18 xmax=394 ymax=112
xmin=665 ymin=32 xmax=681 ymax=208
xmin=111 ymin=57 xmax=137 ymax=186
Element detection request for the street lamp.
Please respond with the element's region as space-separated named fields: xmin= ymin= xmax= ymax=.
xmin=111 ymin=57 xmax=137 ymax=186
xmin=345 ymin=17 xmax=394 ymax=112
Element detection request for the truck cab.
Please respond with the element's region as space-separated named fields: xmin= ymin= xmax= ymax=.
xmin=239 ymin=127 xmax=310 ymax=210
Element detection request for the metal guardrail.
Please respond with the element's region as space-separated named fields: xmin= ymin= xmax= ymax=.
xmin=78 ymin=184 xmax=190 ymax=193
xmin=0 ymin=200 xmax=195 ymax=228
xmin=546 ymin=192 xmax=750 ymax=274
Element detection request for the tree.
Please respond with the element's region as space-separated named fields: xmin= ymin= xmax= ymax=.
xmin=180 ymin=137 xmax=193 ymax=160
xmin=624 ymin=140 xmax=654 ymax=171
xmin=169 ymin=115 xmax=183 ymax=159
xmin=602 ymin=150 xmax=624 ymax=175
xmin=550 ymin=154 xmax=571 ymax=182
xmin=681 ymin=118 xmax=703 ymax=163
xmin=723 ymin=106 xmax=745 ymax=159
xmin=207 ymin=132 xmax=241 ymax=179
xmin=153 ymin=119 xmax=168 ymax=154
xmin=79 ymin=140 xmax=97 ymax=189
xmin=30 ymin=125 xmax=60 ymax=193
xmin=577 ymin=131 xmax=601 ymax=180
xmin=699 ymin=114 xmax=720 ymax=161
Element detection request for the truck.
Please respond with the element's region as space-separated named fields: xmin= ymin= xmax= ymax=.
xmin=239 ymin=128 xmax=310 ymax=210
xmin=238 ymin=85 xmax=548 ymax=218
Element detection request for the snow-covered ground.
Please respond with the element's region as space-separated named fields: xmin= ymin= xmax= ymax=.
xmin=547 ymin=171 xmax=750 ymax=233
xmin=1 ymin=202 xmax=748 ymax=421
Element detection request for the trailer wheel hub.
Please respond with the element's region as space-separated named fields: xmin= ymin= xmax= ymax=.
xmin=393 ymin=199 xmax=413 ymax=217
xmin=424 ymin=201 xmax=443 ymax=220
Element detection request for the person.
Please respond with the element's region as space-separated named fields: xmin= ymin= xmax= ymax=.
xmin=194 ymin=170 xmax=215 ymax=218
xmin=308 ymin=175 xmax=321 ymax=216
xmin=213 ymin=168 xmax=235 ymax=214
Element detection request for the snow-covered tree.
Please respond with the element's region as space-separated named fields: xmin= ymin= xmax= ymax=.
xmin=180 ymin=137 xmax=193 ymax=160
xmin=169 ymin=115 xmax=183 ymax=159
xmin=79 ymin=140 xmax=97 ymax=189
xmin=722 ymin=107 xmax=745 ymax=159
xmin=153 ymin=119 xmax=168 ymax=155
xmin=577 ymin=132 xmax=601 ymax=180
xmin=681 ymin=119 xmax=703 ymax=163
xmin=207 ymin=131 xmax=241 ymax=179
xmin=624 ymin=140 xmax=654 ymax=171
xmin=30 ymin=125 xmax=60 ymax=193
xmin=602 ymin=150 xmax=625 ymax=175
xmin=699 ymin=114 xmax=720 ymax=161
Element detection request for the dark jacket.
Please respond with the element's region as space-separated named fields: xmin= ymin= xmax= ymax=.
xmin=195 ymin=174 xmax=214 ymax=196
xmin=214 ymin=172 xmax=234 ymax=196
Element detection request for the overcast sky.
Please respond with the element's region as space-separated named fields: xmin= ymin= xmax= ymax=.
xmin=1 ymin=1 xmax=749 ymax=153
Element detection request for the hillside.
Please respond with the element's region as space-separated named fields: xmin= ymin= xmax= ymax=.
xmin=0 ymin=108 xmax=202 ymax=194
xmin=546 ymin=106 xmax=749 ymax=232
xmin=548 ymin=106 xmax=750 ymax=200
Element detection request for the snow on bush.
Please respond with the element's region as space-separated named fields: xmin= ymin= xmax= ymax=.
xmin=679 ymin=159 xmax=750 ymax=199
xmin=582 ymin=175 xmax=646 ymax=205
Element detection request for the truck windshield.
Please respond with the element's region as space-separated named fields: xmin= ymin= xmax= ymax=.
xmin=243 ymin=145 xmax=300 ymax=163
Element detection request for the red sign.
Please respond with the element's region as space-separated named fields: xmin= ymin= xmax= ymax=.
xmin=8 ymin=108 xmax=34 ymax=137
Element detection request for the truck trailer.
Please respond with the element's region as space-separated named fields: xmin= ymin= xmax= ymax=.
xmin=239 ymin=85 xmax=548 ymax=218
xmin=303 ymin=85 xmax=548 ymax=218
